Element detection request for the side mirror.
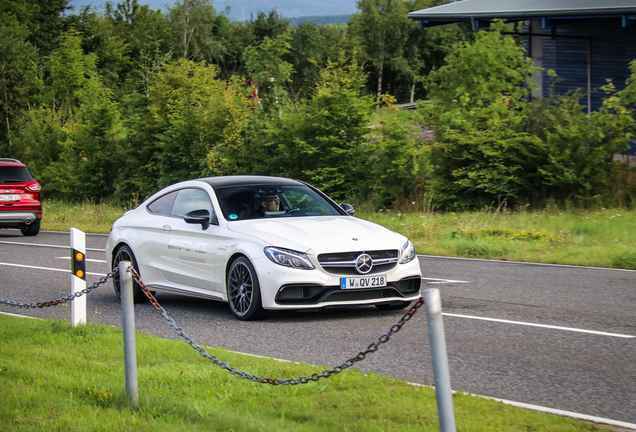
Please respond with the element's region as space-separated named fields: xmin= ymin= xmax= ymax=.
xmin=184 ymin=209 xmax=211 ymax=230
xmin=339 ymin=203 xmax=355 ymax=216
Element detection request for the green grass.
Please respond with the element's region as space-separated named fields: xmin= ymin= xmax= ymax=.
xmin=357 ymin=206 xmax=636 ymax=269
xmin=41 ymin=199 xmax=129 ymax=234
xmin=0 ymin=314 xmax=612 ymax=431
xmin=41 ymin=200 xmax=636 ymax=269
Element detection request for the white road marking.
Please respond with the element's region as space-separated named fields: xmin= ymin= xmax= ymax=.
xmin=0 ymin=261 xmax=106 ymax=277
xmin=407 ymin=381 xmax=636 ymax=431
xmin=443 ymin=312 xmax=635 ymax=339
xmin=488 ymin=396 xmax=636 ymax=431
xmin=55 ymin=256 xmax=107 ymax=263
xmin=419 ymin=254 xmax=636 ymax=273
xmin=422 ymin=277 xmax=470 ymax=284
xmin=2 ymin=259 xmax=632 ymax=339
xmin=0 ymin=240 xmax=105 ymax=252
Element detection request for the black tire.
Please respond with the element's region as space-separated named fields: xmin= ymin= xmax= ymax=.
xmin=227 ymin=257 xmax=266 ymax=321
xmin=375 ymin=300 xmax=412 ymax=311
xmin=112 ymin=245 xmax=148 ymax=304
xmin=21 ymin=220 xmax=40 ymax=236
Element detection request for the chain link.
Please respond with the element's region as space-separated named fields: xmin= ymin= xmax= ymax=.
xmin=0 ymin=269 xmax=118 ymax=309
xmin=130 ymin=267 xmax=424 ymax=386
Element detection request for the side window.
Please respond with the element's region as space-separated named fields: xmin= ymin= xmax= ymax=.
xmin=147 ymin=191 xmax=178 ymax=215
xmin=171 ymin=188 xmax=213 ymax=217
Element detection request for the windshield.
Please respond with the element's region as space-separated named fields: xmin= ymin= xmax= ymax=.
xmin=216 ymin=184 xmax=345 ymax=221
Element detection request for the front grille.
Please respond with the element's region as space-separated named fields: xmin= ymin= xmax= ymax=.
xmin=318 ymin=249 xmax=399 ymax=276
xmin=321 ymin=263 xmax=396 ymax=276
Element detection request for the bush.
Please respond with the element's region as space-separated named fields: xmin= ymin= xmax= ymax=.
xmin=420 ymin=21 xmax=636 ymax=210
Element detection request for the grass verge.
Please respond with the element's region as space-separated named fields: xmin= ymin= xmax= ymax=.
xmin=41 ymin=200 xmax=636 ymax=269
xmin=359 ymin=206 xmax=636 ymax=269
xmin=0 ymin=314 xmax=611 ymax=431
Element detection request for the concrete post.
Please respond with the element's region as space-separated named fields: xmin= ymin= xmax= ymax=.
xmin=425 ymin=288 xmax=456 ymax=432
xmin=119 ymin=260 xmax=139 ymax=408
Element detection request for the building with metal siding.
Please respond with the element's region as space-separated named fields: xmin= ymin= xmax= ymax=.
xmin=408 ymin=0 xmax=636 ymax=155
xmin=531 ymin=18 xmax=636 ymax=112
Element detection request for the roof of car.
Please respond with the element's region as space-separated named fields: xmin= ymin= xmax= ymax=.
xmin=197 ymin=175 xmax=305 ymax=189
xmin=0 ymin=158 xmax=25 ymax=167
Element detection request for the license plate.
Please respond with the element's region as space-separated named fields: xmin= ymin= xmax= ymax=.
xmin=0 ymin=194 xmax=19 ymax=202
xmin=341 ymin=275 xmax=387 ymax=289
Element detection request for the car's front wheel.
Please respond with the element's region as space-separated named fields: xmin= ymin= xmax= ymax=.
xmin=227 ymin=257 xmax=266 ymax=321
xmin=112 ymin=245 xmax=148 ymax=304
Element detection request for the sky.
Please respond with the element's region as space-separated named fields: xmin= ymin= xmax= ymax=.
xmin=66 ymin=0 xmax=358 ymax=21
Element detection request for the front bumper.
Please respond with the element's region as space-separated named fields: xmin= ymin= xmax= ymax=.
xmin=254 ymin=255 xmax=422 ymax=310
xmin=276 ymin=275 xmax=422 ymax=305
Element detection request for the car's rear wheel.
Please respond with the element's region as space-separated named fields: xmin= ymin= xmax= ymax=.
xmin=112 ymin=245 xmax=148 ymax=304
xmin=375 ymin=300 xmax=412 ymax=311
xmin=227 ymin=257 xmax=266 ymax=321
xmin=21 ymin=220 xmax=40 ymax=236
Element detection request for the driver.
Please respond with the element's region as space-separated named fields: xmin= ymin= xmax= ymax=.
xmin=254 ymin=192 xmax=280 ymax=217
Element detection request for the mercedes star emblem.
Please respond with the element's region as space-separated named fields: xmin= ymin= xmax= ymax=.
xmin=355 ymin=253 xmax=373 ymax=274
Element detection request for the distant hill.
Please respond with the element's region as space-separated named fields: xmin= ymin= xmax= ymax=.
xmin=289 ymin=15 xmax=351 ymax=26
xmin=67 ymin=0 xmax=358 ymax=22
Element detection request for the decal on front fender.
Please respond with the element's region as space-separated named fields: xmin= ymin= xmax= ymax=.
xmin=168 ymin=239 xmax=207 ymax=254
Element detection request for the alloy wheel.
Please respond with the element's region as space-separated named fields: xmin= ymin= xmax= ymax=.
xmin=228 ymin=261 xmax=253 ymax=316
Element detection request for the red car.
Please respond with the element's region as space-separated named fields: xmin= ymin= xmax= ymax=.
xmin=0 ymin=158 xmax=42 ymax=236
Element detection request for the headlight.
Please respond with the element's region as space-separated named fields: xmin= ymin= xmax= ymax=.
xmin=399 ymin=240 xmax=416 ymax=264
xmin=264 ymin=247 xmax=315 ymax=270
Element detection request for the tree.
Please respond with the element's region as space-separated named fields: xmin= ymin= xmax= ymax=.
xmin=371 ymin=108 xmax=430 ymax=205
xmin=349 ymin=0 xmax=418 ymax=104
xmin=285 ymin=22 xmax=325 ymax=101
xmin=0 ymin=24 xmax=39 ymax=149
xmin=244 ymin=33 xmax=294 ymax=114
xmin=421 ymin=20 xmax=636 ymax=208
xmin=65 ymin=5 xmax=130 ymax=90
xmin=45 ymin=29 xmax=99 ymax=123
xmin=247 ymin=10 xmax=290 ymax=44
xmin=143 ymin=59 xmax=249 ymax=189
xmin=1 ymin=0 xmax=70 ymax=57
xmin=46 ymin=77 xmax=124 ymax=199
xmin=422 ymin=20 xmax=540 ymax=209
xmin=33 ymin=30 xmax=124 ymax=198
xmin=168 ymin=0 xmax=227 ymax=63
xmin=105 ymin=0 xmax=174 ymax=96
xmin=238 ymin=54 xmax=374 ymax=199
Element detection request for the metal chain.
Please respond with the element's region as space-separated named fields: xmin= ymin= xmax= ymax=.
xmin=130 ymin=266 xmax=425 ymax=386
xmin=0 ymin=269 xmax=118 ymax=309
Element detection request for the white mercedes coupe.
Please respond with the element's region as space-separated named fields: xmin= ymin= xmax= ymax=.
xmin=106 ymin=176 xmax=422 ymax=320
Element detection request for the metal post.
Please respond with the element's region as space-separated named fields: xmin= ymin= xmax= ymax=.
xmin=425 ymin=288 xmax=456 ymax=432
xmin=119 ymin=261 xmax=139 ymax=408
xmin=70 ymin=228 xmax=86 ymax=326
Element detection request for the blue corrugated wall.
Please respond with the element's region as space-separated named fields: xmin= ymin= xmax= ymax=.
xmin=523 ymin=18 xmax=636 ymax=154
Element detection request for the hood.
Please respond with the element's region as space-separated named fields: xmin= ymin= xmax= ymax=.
xmin=226 ymin=216 xmax=406 ymax=253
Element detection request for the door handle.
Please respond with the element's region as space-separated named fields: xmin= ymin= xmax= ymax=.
xmin=162 ymin=225 xmax=171 ymax=232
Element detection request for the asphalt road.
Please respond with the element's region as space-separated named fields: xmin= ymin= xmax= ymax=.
xmin=1 ymin=230 xmax=635 ymax=427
